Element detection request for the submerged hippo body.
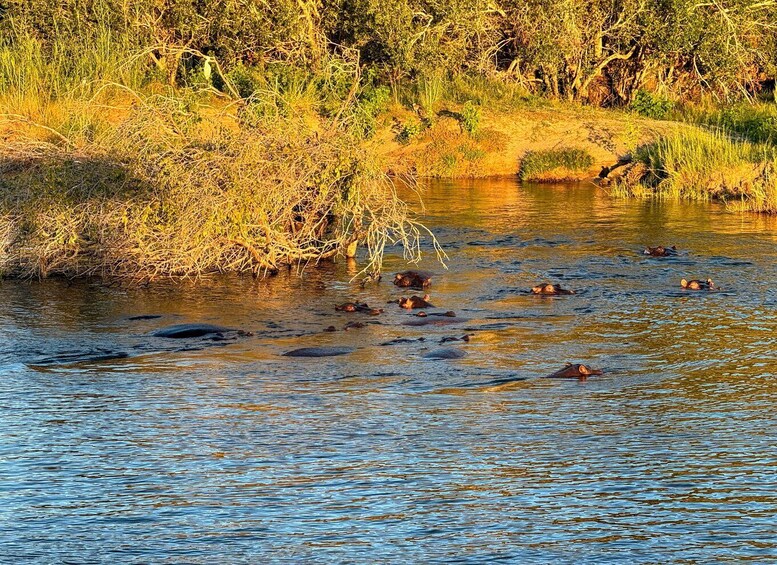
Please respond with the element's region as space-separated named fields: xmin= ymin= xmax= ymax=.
xmin=404 ymin=316 xmax=467 ymax=327
xmin=283 ymin=347 xmax=354 ymax=358
xmin=399 ymin=294 xmax=433 ymax=309
xmin=152 ymin=323 xmax=236 ymax=338
xmin=681 ymin=278 xmax=715 ymax=290
xmin=394 ymin=271 xmax=432 ymax=289
xmin=644 ymin=245 xmax=677 ymax=257
xmin=544 ymin=364 xmax=603 ymax=379
xmin=422 ymin=347 xmax=467 ymax=360
xmin=31 ymin=349 xmax=130 ymax=367
xmin=531 ymin=283 xmax=575 ymax=296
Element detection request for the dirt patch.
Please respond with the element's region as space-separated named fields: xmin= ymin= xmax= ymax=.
xmin=379 ymin=104 xmax=676 ymax=180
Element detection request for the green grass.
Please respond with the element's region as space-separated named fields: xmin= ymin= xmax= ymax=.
xmin=615 ymin=127 xmax=777 ymax=213
xmin=0 ymin=25 xmax=146 ymax=108
xmin=519 ymin=148 xmax=595 ymax=181
xmin=680 ymin=102 xmax=777 ymax=145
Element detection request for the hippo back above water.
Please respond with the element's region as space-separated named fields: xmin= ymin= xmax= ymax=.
xmin=544 ymin=364 xmax=603 ymax=379
xmin=152 ymin=323 xmax=236 ymax=338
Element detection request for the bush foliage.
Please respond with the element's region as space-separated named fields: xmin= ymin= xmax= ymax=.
xmin=1 ymin=0 xmax=776 ymax=105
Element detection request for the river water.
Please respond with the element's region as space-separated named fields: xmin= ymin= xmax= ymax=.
xmin=2 ymin=179 xmax=776 ymax=563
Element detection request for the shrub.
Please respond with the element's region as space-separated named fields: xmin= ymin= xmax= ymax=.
xmin=396 ymin=119 xmax=424 ymax=144
xmin=354 ymin=83 xmax=391 ymax=138
xmin=460 ymin=101 xmax=481 ymax=135
xmin=630 ymin=90 xmax=674 ymax=119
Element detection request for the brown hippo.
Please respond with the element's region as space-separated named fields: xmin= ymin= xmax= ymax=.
xmin=531 ymin=283 xmax=575 ymax=296
xmin=343 ymin=321 xmax=367 ymax=331
xmin=394 ymin=271 xmax=432 ymax=289
xmin=335 ymin=302 xmax=364 ymax=312
xmin=335 ymin=302 xmax=384 ymax=315
xmin=416 ymin=310 xmax=456 ymax=318
xmin=544 ymin=364 xmax=603 ymax=379
xmin=681 ymin=278 xmax=715 ymax=290
xmin=399 ymin=294 xmax=433 ymax=309
xmin=644 ymin=245 xmax=677 ymax=257
xmin=439 ymin=334 xmax=472 ymax=344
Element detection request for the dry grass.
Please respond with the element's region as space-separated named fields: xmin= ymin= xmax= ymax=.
xmin=0 ymin=24 xmax=441 ymax=280
xmin=410 ymin=118 xmax=509 ymax=177
xmin=0 ymin=89 xmax=435 ymax=280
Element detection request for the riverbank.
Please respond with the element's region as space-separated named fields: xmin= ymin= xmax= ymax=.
xmin=375 ymin=101 xmax=675 ymax=180
xmin=376 ymin=99 xmax=777 ymax=217
xmin=2 ymin=84 xmax=776 ymax=281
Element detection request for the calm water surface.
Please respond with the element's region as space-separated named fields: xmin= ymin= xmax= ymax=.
xmin=2 ymin=179 xmax=777 ymax=563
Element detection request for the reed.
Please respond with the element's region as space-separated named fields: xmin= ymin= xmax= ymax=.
xmin=681 ymin=102 xmax=777 ymax=145
xmin=615 ymin=127 xmax=777 ymax=213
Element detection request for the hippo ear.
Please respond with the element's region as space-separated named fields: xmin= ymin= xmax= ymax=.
xmin=579 ymin=365 xmax=591 ymax=375
xmin=681 ymin=278 xmax=688 ymax=287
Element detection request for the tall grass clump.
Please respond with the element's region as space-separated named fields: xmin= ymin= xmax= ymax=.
xmin=0 ymin=24 xmax=145 ymax=113
xmin=519 ymin=148 xmax=595 ymax=182
xmin=682 ymin=103 xmax=777 ymax=145
xmin=620 ymin=128 xmax=777 ymax=212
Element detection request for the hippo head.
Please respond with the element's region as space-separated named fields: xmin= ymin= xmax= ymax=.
xmin=532 ymin=283 xmax=555 ymax=294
